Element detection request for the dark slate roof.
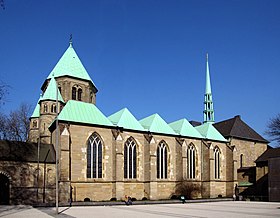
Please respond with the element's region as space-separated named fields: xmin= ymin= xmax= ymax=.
xmin=189 ymin=121 xmax=202 ymax=127
xmin=213 ymin=115 xmax=268 ymax=143
xmin=255 ymin=147 xmax=280 ymax=163
xmin=0 ymin=140 xmax=55 ymax=163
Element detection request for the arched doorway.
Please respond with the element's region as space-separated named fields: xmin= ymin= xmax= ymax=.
xmin=0 ymin=174 xmax=10 ymax=204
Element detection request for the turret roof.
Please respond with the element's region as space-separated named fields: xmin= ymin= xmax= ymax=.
xmin=139 ymin=113 xmax=176 ymax=135
xmin=47 ymin=43 xmax=96 ymax=88
xmin=30 ymin=96 xmax=41 ymax=118
xmin=169 ymin=118 xmax=203 ymax=138
xmin=40 ymin=76 xmax=64 ymax=103
xmin=108 ymin=108 xmax=145 ymax=131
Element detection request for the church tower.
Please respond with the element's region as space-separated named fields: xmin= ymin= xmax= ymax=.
xmin=29 ymin=40 xmax=97 ymax=143
xmin=203 ymin=53 xmax=215 ymax=123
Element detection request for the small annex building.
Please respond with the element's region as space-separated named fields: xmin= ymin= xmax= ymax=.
xmin=0 ymin=41 xmax=269 ymax=205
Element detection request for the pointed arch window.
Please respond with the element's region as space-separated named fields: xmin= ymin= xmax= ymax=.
xmin=124 ymin=137 xmax=137 ymax=179
xmin=187 ymin=144 xmax=196 ymax=179
xmin=78 ymin=88 xmax=82 ymax=101
xmin=214 ymin=147 xmax=221 ymax=179
xmin=72 ymin=87 xmax=77 ymax=100
xmin=157 ymin=141 xmax=168 ymax=179
xmin=87 ymin=133 xmax=103 ymax=178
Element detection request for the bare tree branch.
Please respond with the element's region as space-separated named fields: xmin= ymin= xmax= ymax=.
xmin=265 ymin=113 xmax=280 ymax=146
xmin=0 ymin=102 xmax=31 ymax=141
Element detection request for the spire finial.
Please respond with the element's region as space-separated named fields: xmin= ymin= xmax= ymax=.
xmin=69 ymin=34 xmax=73 ymax=46
xmin=206 ymin=52 xmax=208 ymax=62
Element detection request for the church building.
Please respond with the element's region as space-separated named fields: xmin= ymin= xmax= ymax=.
xmin=1 ymin=40 xmax=268 ymax=204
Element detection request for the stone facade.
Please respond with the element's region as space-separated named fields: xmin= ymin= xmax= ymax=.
xmin=21 ymin=44 xmax=269 ymax=205
xmin=0 ymin=161 xmax=55 ymax=205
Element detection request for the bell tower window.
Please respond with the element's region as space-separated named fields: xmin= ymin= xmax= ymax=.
xmin=78 ymin=88 xmax=82 ymax=101
xmin=72 ymin=87 xmax=77 ymax=100
xmin=43 ymin=104 xmax=48 ymax=113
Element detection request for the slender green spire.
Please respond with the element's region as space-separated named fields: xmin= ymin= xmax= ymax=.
xmin=205 ymin=53 xmax=211 ymax=94
xmin=203 ymin=53 xmax=215 ymax=123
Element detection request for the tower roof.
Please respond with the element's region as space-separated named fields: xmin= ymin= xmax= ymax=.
xmin=195 ymin=122 xmax=227 ymax=142
xmin=108 ymin=108 xmax=145 ymax=131
xmin=213 ymin=115 xmax=268 ymax=143
xmin=47 ymin=43 xmax=96 ymax=89
xmin=139 ymin=113 xmax=176 ymax=135
xmin=40 ymin=76 xmax=64 ymax=103
xmin=169 ymin=118 xmax=203 ymax=138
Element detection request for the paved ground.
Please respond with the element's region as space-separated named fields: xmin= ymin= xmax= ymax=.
xmin=0 ymin=201 xmax=280 ymax=218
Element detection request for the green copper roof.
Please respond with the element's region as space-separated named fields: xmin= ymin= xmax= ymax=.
xmin=108 ymin=108 xmax=145 ymax=131
xmin=195 ymin=123 xmax=227 ymax=142
xmin=169 ymin=119 xmax=203 ymax=138
xmin=47 ymin=44 xmax=95 ymax=86
xmin=58 ymin=100 xmax=113 ymax=126
xmin=30 ymin=96 xmax=41 ymax=118
xmin=205 ymin=53 xmax=212 ymax=94
xmin=139 ymin=113 xmax=177 ymax=135
xmin=41 ymin=76 xmax=64 ymax=103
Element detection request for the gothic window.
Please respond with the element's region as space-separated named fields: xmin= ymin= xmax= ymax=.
xmin=214 ymin=147 xmax=221 ymax=179
xmin=72 ymin=87 xmax=77 ymax=100
xmin=124 ymin=137 xmax=137 ymax=179
xmin=51 ymin=104 xmax=56 ymax=113
xmin=43 ymin=104 xmax=48 ymax=113
xmin=87 ymin=133 xmax=103 ymax=178
xmin=157 ymin=141 xmax=168 ymax=179
xmin=187 ymin=144 xmax=196 ymax=179
xmin=78 ymin=88 xmax=82 ymax=101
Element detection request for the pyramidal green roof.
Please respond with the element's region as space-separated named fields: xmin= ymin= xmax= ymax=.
xmin=58 ymin=100 xmax=113 ymax=126
xmin=108 ymin=108 xmax=145 ymax=131
xmin=169 ymin=119 xmax=203 ymax=138
xmin=139 ymin=113 xmax=176 ymax=135
xmin=30 ymin=96 xmax=42 ymax=118
xmin=41 ymin=76 xmax=64 ymax=102
xmin=195 ymin=123 xmax=227 ymax=142
xmin=47 ymin=44 xmax=95 ymax=86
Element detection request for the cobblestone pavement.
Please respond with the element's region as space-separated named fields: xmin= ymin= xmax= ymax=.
xmin=1 ymin=201 xmax=280 ymax=218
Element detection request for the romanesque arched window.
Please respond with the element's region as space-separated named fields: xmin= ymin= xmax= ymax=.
xmin=87 ymin=133 xmax=102 ymax=178
xmin=187 ymin=144 xmax=196 ymax=179
xmin=214 ymin=147 xmax=221 ymax=179
xmin=72 ymin=87 xmax=77 ymax=100
xmin=32 ymin=120 xmax=37 ymax=128
xmin=124 ymin=137 xmax=137 ymax=179
xmin=43 ymin=104 xmax=48 ymax=113
xmin=51 ymin=104 xmax=56 ymax=113
xmin=157 ymin=141 xmax=168 ymax=179
xmin=78 ymin=88 xmax=82 ymax=101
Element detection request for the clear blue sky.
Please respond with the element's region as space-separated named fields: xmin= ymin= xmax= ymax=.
xmin=0 ymin=0 xmax=279 ymax=144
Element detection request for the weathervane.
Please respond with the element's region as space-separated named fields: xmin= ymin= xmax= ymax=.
xmin=69 ymin=34 xmax=73 ymax=45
